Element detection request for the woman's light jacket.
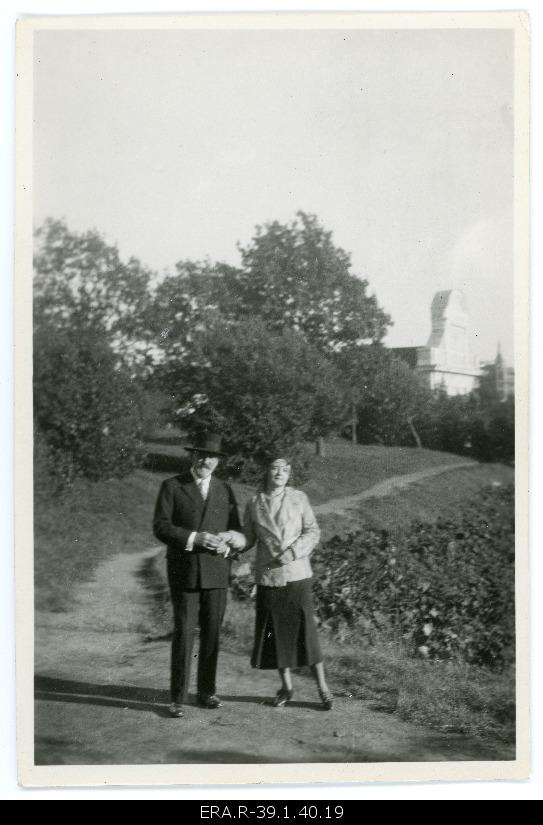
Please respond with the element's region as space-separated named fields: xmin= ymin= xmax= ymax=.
xmin=243 ymin=487 xmax=321 ymax=587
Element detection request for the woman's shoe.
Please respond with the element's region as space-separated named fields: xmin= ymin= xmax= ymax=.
xmin=271 ymin=688 xmax=293 ymax=708
xmin=319 ymin=688 xmax=334 ymax=711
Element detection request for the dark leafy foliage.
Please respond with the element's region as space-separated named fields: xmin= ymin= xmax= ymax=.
xmin=232 ymin=212 xmax=391 ymax=351
xmin=171 ymin=319 xmax=347 ymax=480
xmin=350 ymin=375 xmax=515 ymax=465
xmin=148 ymin=212 xmax=392 ymax=472
xmin=417 ymin=390 xmax=515 ymax=464
xmin=311 ymin=486 xmax=515 ymax=668
xmin=34 ymin=218 xmax=155 ymax=374
xmin=34 ymin=322 xmax=147 ymax=486
xmin=340 ymin=346 xmax=432 ymax=446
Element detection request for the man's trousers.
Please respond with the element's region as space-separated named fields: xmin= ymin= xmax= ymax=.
xmin=168 ymin=585 xmax=228 ymax=704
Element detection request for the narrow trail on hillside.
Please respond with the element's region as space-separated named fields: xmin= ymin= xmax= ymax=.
xmin=34 ymin=461 xmax=511 ymax=767
xmin=313 ymin=460 xmax=475 ymax=515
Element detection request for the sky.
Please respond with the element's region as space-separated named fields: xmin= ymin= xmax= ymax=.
xmin=34 ymin=25 xmax=515 ymax=364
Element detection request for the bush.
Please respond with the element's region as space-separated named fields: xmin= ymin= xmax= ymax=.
xmin=358 ymin=381 xmax=515 ymax=465
xmin=416 ymin=390 xmax=473 ymax=455
xmin=310 ymin=486 xmax=515 ymax=668
xmin=34 ymin=322 xmax=147 ymax=485
xmin=350 ymin=349 xmax=432 ymax=447
xmin=470 ymin=398 xmax=515 ymax=464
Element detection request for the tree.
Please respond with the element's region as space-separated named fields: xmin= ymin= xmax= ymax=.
xmin=145 ymin=260 xmax=234 ymax=379
xmin=146 ymin=213 xmax=392 ymax=465
xmin=34 ymin=320 xmax=147 ymax=484
xmin=416 ymin=388 xmax=515 ymax=464
xmin=468 ymin=393 xmax=515 ymax=464
xmin=170 ymin=318 xmax=346 ymax=479
xmin=150 ymin=212 xmax=392 ymax=372
xmin=342 ymin=347 xmax=432 ymax=446
xmin=223 ymin=211 xmax=392 ymax=352
xmin=417 ymin=389 xmax=474 ymax=455
xmin=34 ymin=219 xmax=156 ymax=373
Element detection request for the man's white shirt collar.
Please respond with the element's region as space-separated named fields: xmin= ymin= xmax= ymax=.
xmin=190 ymin=468 xmax=212 ymax=499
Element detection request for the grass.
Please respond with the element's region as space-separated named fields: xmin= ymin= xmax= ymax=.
xmin=320 ymin=636 xmax=515 ymax=745
xmin=34 ymin=469 xmax=168 ymax=612
xmin=301 ymin=437 xmax=472 ymax=505
xmin=317 ymin=462 xmax=514 ymax=540
xmin=143 ymin=434 xmax=472 ymax=506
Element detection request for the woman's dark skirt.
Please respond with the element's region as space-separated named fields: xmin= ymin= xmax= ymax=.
xmin=251 ymin=578 xmax=322 ymax=670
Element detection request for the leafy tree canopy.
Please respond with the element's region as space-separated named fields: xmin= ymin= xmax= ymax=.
xmin=346 ymin=347 xmax=432 ymax=446
xmin=151 ymin=212 xmax=392 ymax=367
xmin=34 ymin=218 xmax=155 ymax=372
xmin=34 ymin=320 xmax=147 ymax=485
xmin=171 ymin=318 xmax=346 ymax=478
xmin=231 ymin=212 xmax=391 ymax=351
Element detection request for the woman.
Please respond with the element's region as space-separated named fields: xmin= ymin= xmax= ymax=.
xmin=222 ymin=457 xmax=333 ymax=710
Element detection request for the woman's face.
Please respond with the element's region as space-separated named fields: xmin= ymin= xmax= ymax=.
xmin=267 ymin=459 xmax=291 ymax=490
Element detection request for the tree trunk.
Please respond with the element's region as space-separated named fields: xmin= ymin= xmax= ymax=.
xmin=407 ymin=415 xmax=423 ymax=448
xmin=351 ymin=401 xmax=358 ymax=446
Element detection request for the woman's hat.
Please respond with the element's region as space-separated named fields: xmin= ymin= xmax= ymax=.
xmin=185 ymin=432 xmax=227 ymax=457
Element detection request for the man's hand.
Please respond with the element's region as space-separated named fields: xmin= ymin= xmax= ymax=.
xmin=194 ymin=532 xmax=222 ymax=552
xmin=217 ymin=530 xmax=247 ymax=551
xmin=214 ymin=541 xmax=231 ymax=558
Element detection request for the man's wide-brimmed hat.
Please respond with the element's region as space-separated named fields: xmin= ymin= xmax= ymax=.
xmin=185 ymin=432 xmax=227 ymax=457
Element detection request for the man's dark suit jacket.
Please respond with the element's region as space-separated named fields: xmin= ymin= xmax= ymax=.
xmin=153 ymin=472 xmax=241 ymax=590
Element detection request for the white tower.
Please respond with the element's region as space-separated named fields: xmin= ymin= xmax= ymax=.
xmin=416 ymin=290 xmax=481 ymax=394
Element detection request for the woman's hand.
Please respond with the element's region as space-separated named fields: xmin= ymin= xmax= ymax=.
xmin=277 ymin=546 xmax=296 ymax=565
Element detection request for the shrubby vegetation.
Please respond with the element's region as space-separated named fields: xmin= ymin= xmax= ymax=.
xmin=33 ymin=219 xmax=156 ymax=486
xmin=34 ymin=321 xmax=147 ymax=486
xmin=349 ymin=368 xmax=514 ymax=466
xmin=312 ymin=485 xmax=515 ymax=669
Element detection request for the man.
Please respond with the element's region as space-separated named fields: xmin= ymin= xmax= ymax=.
xmin=153 ymin=432 xmax=242 ymax=718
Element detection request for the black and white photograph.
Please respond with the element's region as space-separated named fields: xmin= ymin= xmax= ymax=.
xmin=14 ymin=10 xmax=530 ymax=787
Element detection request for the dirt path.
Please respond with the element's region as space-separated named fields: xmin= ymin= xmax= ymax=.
xmin=313 ymin=461 xmax=475 ymax=515
xmin=34 ymin=462 xmax=511 ymax=766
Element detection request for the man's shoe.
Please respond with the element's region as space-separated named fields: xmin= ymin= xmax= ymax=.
xmin=169 ymin=703 xmax=184 ymax=718
xmin=197 ymin=694 xmax=222 ymax=709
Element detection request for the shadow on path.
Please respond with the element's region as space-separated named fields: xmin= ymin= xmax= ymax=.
xmin=35 ymin=675 xmax=172 ymax=717
xmin=34 ymin=676 xmax=292 ymax=717
xmin=220 ymin=693 xmax=319 ymax=711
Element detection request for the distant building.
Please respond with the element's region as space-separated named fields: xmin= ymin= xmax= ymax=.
xmin=479 ymin=344 xmax=515 ymax=401
xmin=393 ymin=289 xmax=481 ymax=396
